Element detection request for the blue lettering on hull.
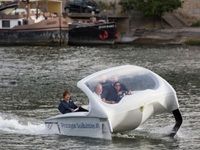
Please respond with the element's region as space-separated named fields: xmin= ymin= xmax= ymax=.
xmin=61 ymin=122 xmax=100 ymax=129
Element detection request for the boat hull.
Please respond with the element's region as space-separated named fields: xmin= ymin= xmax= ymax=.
xmin=0 ymin=28 xmax=69 ymax=46
xmin=0 ymin=22 xmax=116 ymax=46
xmin=68 ymin=22 xmax=116 ymax=45
xmin=0 ymin=17 xmax=70 ymax=46
xmin=45 ymin=113 xmax=112 ymax=140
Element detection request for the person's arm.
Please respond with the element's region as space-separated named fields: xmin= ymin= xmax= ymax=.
xmin=102 ymin=98 xmax=116 ymax=104
xmin=69 ymin=98 xmax=78 ymax=109
xmin=121 ymin=84 xmax=132 ymax=95
xmin=68 ymin=98 xmax=81 ymax=112
xmin=63 ymin=100 xmax=77 ymax=113
xmin=73 ymin=107 xmax=79 ymax=112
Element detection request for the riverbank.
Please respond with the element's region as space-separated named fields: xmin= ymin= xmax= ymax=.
xmin=118 ymin=27 xmax=200 ymax=46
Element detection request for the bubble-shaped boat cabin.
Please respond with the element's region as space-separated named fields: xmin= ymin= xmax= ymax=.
xmin=78 ymin=65 xmax=160 ymax=105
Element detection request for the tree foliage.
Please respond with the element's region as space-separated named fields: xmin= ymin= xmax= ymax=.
xmin=120 ymin=0 xmax=182 ymax=18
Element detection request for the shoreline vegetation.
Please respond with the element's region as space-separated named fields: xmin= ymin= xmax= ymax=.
xmin=114 ymin=0 xmax=200 ymax=46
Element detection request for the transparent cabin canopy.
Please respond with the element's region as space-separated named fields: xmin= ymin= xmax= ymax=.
xmin=85 ymin=66 xmax=158 ymax=102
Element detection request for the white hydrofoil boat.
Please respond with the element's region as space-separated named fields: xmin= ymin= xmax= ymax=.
xmin=45 ymin=65 xmax=182 ymax=140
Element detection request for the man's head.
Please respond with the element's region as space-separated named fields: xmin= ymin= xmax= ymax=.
xmin=95 ymin=83 xmax=103 ymax=96
xmin=63 ymin=90 xmax=71 ymax=101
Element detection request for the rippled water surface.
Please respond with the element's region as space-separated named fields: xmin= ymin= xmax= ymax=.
xmin=0 ymin=45 xmax=199 ymax=149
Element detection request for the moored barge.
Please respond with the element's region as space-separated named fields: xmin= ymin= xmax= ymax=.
xmin=0 ymin=0 xmax=116 ymax=46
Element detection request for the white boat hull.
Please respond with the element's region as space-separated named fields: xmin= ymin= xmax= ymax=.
xmin=45 ymin=113 xmax=112 ymax=140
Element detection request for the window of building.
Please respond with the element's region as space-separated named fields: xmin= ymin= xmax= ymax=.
xmin=2 ymin=20 xmax=10 ymax=28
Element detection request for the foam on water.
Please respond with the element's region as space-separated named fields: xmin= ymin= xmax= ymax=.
xmin=0 ymin=114 xmax=47 ymax=135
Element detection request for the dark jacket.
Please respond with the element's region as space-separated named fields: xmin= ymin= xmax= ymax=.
xmin=58 ymin=99 xmax=78 ymax=114
xmin=101 ymin=80 xmax=115 ymax=101
xmin=101 ymin=81 xmax=128 ymax=103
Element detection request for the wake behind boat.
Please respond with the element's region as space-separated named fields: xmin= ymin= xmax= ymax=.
xmin=45 ymin=65 xmax=182 ymax=140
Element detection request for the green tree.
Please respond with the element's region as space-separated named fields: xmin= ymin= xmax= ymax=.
xmin=120 ymin=0 xmax=182 ymax=18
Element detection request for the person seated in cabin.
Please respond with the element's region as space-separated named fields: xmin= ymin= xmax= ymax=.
xmin=97 ymin=75 xmax=115 ymax=104
xmin=58 ymin=90 xmax=88 ymax=114
xmin=93 ymin=83 xmax=113 ymax=103
xmin=113 ymin=81 xmax=131 ymax=102
xmin=101 ymin=80 xmax=131 ymax=104
xmin=94 ymin=83 xmax=103 ymax=97
xmin=100 ymin=80 xmax=116 ymax=104
xmin=93 ymin=83 xmax=110 ymax=103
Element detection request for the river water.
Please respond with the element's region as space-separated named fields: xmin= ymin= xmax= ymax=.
xmin=0 ymin=45 xmax=199 ymax=149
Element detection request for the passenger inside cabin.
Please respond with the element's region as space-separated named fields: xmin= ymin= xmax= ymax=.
xmin=113 ymin=81 xmax=131 ymax=102
xmin=94 ymin=83 xmax=103 ymax=97
xmin=99 ymin=76 xmax=131 ymax=104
